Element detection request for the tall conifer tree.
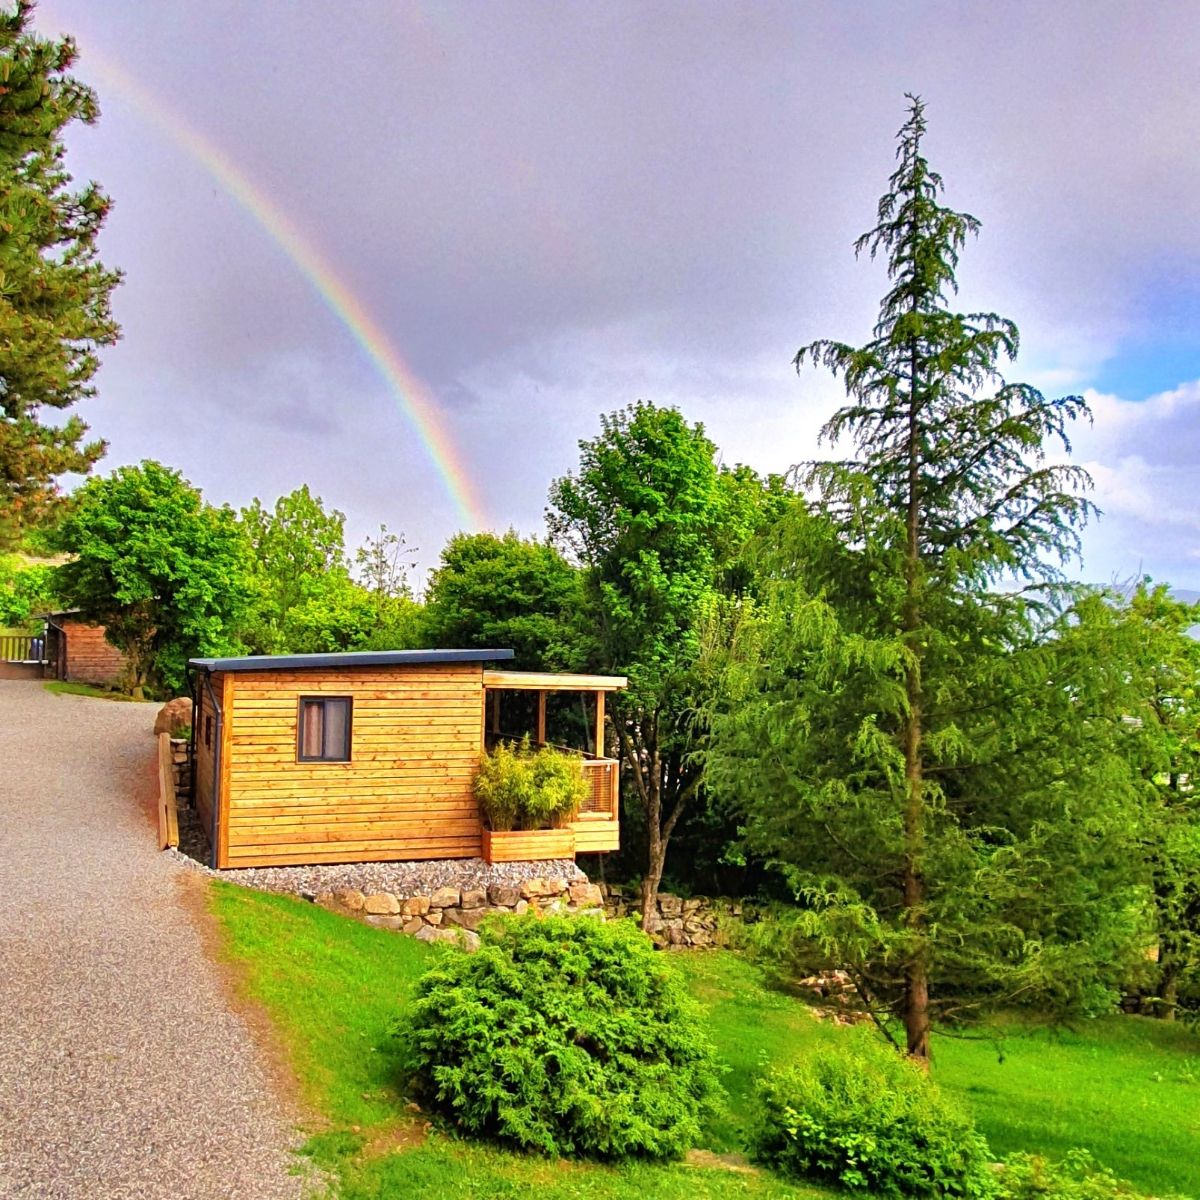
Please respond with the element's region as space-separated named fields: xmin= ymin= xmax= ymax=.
xmin=0 ymin=2 xmax=121 ymax=544
xmin=708 ymin=98 xmax=1127 ymax=1061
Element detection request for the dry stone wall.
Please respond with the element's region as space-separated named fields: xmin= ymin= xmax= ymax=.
xmin=316 ymin=876 xmax=739 ymax=951
xmin=600 ymin=883 xmax=737 ymax=948
xmin=317 ymin=876 xmax=606 ymax=951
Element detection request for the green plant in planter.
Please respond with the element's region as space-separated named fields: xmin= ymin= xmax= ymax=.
xmin=527 ymin=746 xmax=588 ymax=828
xmin=475 ymin=738 xmax=589 ymax=831
xmin=474 ymin=738 xmax=533 ymax=832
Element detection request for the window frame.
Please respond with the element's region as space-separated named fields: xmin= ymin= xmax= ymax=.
xmin=296 ymin=695 xmax=354 ymax=764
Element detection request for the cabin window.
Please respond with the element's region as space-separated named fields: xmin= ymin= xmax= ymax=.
xmin=297 ymin=696 xmax=353 ymax=762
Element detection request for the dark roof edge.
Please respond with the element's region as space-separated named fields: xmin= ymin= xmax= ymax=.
xmin=188 ymin=648 xmax=515 ymax=673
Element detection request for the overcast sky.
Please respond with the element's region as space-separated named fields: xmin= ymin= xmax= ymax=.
xmin=34 ymin=0 xmax=1200 ymax=588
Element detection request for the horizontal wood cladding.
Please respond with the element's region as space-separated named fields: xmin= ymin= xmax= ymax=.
xmin=572 ymin=820 xmax=621 ymax=853
xmin=219 ymin=841 xmax=485 ymax=868
xmin=482 ymin=828 xmax=576 ymax=863
xmin=221 ymin=663 xmax=486 ymax=867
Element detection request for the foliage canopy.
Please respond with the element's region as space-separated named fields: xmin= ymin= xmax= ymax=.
xmin=52 ymin=460 xmax=251 ymax=695
xmin=0 ymin=3 xmax=121 ymax=545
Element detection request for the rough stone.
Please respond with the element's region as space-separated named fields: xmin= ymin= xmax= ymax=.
xmin=424 ymin=911 xmax=443 ymax=926
xmin=689 ymin=930 xmax=713 ymax=947
xmin=399 ymin=896 xmax=430 ymax=917
xmin=666 ymin=923 xmax=685 ymax=945
xmin=363 ymin=892 xmax=399 ymax=915
xmin=443 ymin=906 xmax=487 ymax=931
xmin=365 ymin=915 xmax=403 ymax=931
xmin=432 ymin=928 xmax=461 ymax=945
xmin=402 ymin=917 xmax=425 ymax=935
xmin=513 ymin=899 xmax=529 ymax=915
xmin=658 ymin=894 xmax=683 ymax=917
xmin=683 ymin=917 xmax=707 ymax=934
xmin=682 ymin=898 xmax=703 ymax=914
xmin=153 ymin=697 xmax=193 ymax=737
xmin=519 ymin=877 xmax=551 ymax=899
xmin=487 ymin=883 xmax=520 ymax=907
xmin=461 ymin=888 xmax=486 ymax=910
xmin=459 ymin=930 xmax=482 ymax=952
xmin=545 ymin=876 xmax=568 ymax=897
xmin=569 ymin=882 xmax=604 ymax=906
xmin=429 ymin=887 xmax=460 ymax=909
xmin=414 ymin=925 xmax=439 ymax=943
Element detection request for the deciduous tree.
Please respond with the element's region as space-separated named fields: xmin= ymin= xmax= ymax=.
xmin=423 ymin=530 xmax=583 ymax=670
xmin=52 ymin=461 xmax=251 ymax=696
xmin=549 ymin=402 xmax=773 ymax=927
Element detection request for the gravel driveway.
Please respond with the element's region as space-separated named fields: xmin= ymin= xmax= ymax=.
xmin=0 ymin=683 xmax=309 ymax=1200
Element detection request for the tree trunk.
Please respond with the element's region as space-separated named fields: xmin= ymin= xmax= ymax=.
xmin=902 ymin=328 xmax=930 ymax=1062
xmin=1156 ymin=942 xmax=1181 ymax=1021
xmin=641 ymin=753 xmax=664 ymax=932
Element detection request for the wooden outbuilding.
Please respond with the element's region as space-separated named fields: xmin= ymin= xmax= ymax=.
xmin=187 ymin=649 xmax=626 ymax=869
xmin=41 ymin=611 xmax=129 ymax=688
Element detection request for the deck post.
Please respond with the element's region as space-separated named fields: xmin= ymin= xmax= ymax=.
xmin=594 ymin=690 xmax=605 ymax=758
xmin=536 ymin=690 xmax=547 ymax=745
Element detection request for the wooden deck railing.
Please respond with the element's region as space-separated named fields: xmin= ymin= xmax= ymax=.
xmin=0 ymin=634 xmax=42 ymax=663
xmin=578 ymin=757 xmax=619 ymax=820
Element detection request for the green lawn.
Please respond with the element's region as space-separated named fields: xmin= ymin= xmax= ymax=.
xmin=43 ymin=680 xmax=145 ymax=701
xmin=209 ymin=882 xmax=1200 ymax=1199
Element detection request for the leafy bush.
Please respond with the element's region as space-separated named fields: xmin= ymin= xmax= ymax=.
xmin=474 ymin=738 xmax=531 ymax=831
xmin=527 ymin=745 xmax=588 ymax=827
xmin=996 ymin=1151 xmax=1160 ymax=1200
xmin=751 ymin=1027 xmax=996 ymax=1199
xmin=475 ymin=738 xmax=588 ymax=831
xmin=393 ymin=914 xmax=720 ymax=1159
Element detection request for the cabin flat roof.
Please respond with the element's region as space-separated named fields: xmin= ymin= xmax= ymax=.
xmin=188 ymin=648 xmax=515 ymax=673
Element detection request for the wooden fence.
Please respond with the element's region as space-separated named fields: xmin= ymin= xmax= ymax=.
xmin=157 ymin=732 xmax=179 ymax=850
xmin=0 ymin=634 xmax=41 ymax=662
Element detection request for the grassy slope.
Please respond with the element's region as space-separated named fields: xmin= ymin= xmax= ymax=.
xmin=210 ymin=883 xmax=827 ymax=1200
xmin=43 ymin=680 xmax=145 ymax=701
xmin=209 ymin=883 xmax=1200 ymax=1199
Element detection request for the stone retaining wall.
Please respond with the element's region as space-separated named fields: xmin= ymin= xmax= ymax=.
xmin=315 ymin=876 xmax=739 ymax=951
xmin=169 ymin=737 xmax=190 ymax=800
xmin=599 ymin=883 xmax=737 ymax=948
xmin=317 ymin=876 xmax=606 ymax=951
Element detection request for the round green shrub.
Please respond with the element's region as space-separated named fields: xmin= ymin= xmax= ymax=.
xmin=392 ymin=914 xmax=720 ymax=1160
xmin=751 ymin=1027 xmax=996 ymax=1199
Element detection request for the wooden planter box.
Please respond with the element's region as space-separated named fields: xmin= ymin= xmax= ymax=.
xmin=482 ymin=827 xmax=576 ymax=864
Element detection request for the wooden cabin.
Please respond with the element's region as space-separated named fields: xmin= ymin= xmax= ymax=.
xmin=187 ymin=649 xmax=626 ymax=869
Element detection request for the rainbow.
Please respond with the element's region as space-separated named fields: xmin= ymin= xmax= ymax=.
xmin=81 ymin=50 xmax=486 ymax=531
